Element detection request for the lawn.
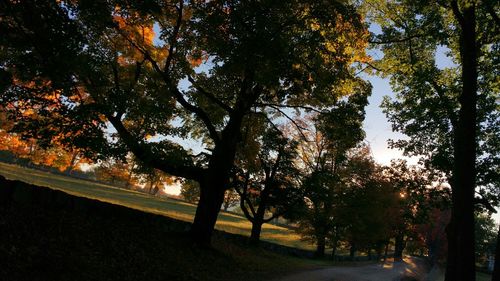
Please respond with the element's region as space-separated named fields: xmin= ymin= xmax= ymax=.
xmin=476 ymin=272 xmax=493 ymax=281
xmin=1 ymin=176 xmax=324 ymax=281
xmin=0 ymin=162 xmax=311 ymax=250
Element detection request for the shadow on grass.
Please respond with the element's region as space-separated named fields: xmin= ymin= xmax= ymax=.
xmin=0 ymin=175 xmax=315 ymax=281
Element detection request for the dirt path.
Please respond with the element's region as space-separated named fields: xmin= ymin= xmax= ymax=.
xmin=272 ymin=257 xmax=429 ymax=281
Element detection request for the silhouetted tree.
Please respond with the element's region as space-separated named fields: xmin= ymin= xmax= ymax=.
xmin=0 ymin=0 xmax=370 ymax=245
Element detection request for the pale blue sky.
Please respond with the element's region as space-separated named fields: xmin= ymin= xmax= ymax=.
xmin=362 ymin=75 xmax=415 ymax=165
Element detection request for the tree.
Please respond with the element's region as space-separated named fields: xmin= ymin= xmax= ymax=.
xmin=474 ymin=212 xmax=497 ymax=266
xmin=221 ymin=188 xmax=239 ymax=212
xmin=414 ymin=208 xmax=450 ymax=264
xmin=493 ymin=224 xmax=500 ymax=280
xmin=94 ymin=158 xmax=139 ymax=188
xmin=383 ymin=160 xmax=449 ymax=261
xmin=180 ymin=179 xmax=200 ymax=204
xmin=334 ymin=146 xmax=396 ymax=260
xmin=132 ymin=159 xmax=175 ymax=195
xmin=180 ymin=179 xmax=237 ymax=211
xmin=366 ymin=1 xmax=499 ymax=279
xmin=298 ymin=169 xmax=337 ymax=257
xmin=0 ymin=84 xmax=89 ymax=172
xmin=235 ymin=128 xmax=303 ymax=243
xmin=0 ymin=0 xmax=369 ymax=245
xmin=0 ymin=129 xmax=89 ymax=173
xmin=293 ymin=88 xmax=368 ymax=257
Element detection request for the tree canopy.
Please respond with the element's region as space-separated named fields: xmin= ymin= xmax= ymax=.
xmin=0 ymin=0 xmax=371 ymax=245
xmin=365 ymin=0 xmax=499 ymax=280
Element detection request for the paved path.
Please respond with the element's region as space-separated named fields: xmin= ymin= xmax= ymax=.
xmin=273 ymin=257 xmax=429 ymax=281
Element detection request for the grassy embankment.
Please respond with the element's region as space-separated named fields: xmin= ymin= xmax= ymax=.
xmin=0 ymin=162 xmax=310 ymax=250
xmin=1 ymin=163 xmax=492 ymax=280
xmin=1 ymin=169 xmax=326 ymax=281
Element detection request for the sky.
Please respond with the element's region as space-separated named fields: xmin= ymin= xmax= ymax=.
xmin=152 ymin=23 xmax=500 ymax=223
xmin=162 ymin=63 xmax=500 ymax=224
xmin=161 ymin=75 xmax=412 ymax=196
xmin=362 ymin=75 xmax=416 ymax=165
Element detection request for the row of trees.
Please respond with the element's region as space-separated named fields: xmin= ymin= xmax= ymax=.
xmin=365 ymin=1 xmax=499 ymax=280
xmin=0 ymin=1 xmax=498 ymax=280
xmin=94 ymin=156 xmax=175 ymax=195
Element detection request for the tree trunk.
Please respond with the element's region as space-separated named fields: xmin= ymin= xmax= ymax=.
xmin=331 ymin=237 xmax=338 ymax=260
xmin=394 ymin=234 xmax=406 ymax=261
xmin=190 ymin=177 xmax=226 ymax=247
xmin=315 ymin=235 xmax=326 ymax=258
xmin=376 ymin=245 xmax=382 ymax=261
xmin=64 ymin=151 xmax=78 ymax=175
xmin=350 ymin=243 xmax=356 ymax=260
xmin=250 ymin=219 xmax=263 ymax=244
xmin=383 ymin=242 xmax=389 ymax=262
xmin=151 ymin=185 xmax=159 ymax=195
xmin=492 ymin=224 xmax=500 ymax=280
xmin=445 ymin=4 xmax=477 ymax=281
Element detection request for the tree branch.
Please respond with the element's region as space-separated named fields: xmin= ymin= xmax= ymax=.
xmin=107 ymin=114 xmax=203 ymax=181
xmin=117 ymin=29 xmax=221 ymax=145
xmin=263 ymin=211 xmax=282 ymax=223
xmin=255 ymin=102 xmax=322 ymax=113
xmin=237 ymin=175 xmax=257 ymax=221
xmin=426 ymin=79 xmax=458 ymax=128
xmin=164 ymin=0 xmax=183 ymax=73
xmin=163 ymin=77 xmax=221 ymax=145
xmin=364 ymin=61 xmax=383 ymax=72
xmin=474 ymin=196 xmax=497 ymax=213
xmin=268 ymin=105 xmax=309 ymax=141
xmin=269 ymin=148 xmax=284 ymax=180
xmin=369 ymin=33 xmax=425 ymax=44
xmin=127 ymin=59 xmax=145 ymax=94
xmin=188 ymin=75 xmax=233 ymax=113
xmin=450 ymin=0 xmax=465 ymax=27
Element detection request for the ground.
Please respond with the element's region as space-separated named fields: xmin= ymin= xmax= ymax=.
xmin=1 ymin=163 xmax=494 ymax=281
xmin=0 ymin=162 xmax=309 ymax=249
xmin=272 ymin=258 xmax=493 ymax=281
xmin=1 ymin=174 xmax=320 ymax=281
xmin=273 ymin=257 xmax=429 ymax=281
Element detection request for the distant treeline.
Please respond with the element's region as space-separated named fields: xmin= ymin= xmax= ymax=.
xmin=0 ymin=150 xmax=96 ymax=180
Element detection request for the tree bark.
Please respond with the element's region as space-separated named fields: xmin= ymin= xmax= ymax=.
xmin=250 ymin=219 xmax=263 ymax=244
xmin=190 ymin=118 xmax=244 ymax=246
xmin=64 ymin=151 xmax=79 ymax=175
xmin=350 ymin=243 xmax=356 ymax=260
xmin=445 ymin=3 xmax=478 ymax=281
xmin=376 ymin=245 xmax=382 ymax=261
xmin=190 ymin=177 xmax=226 ymax=247
xmin=330 ymin=237 xmax=338 ymax=260
xmin=394 ymin=234 xmax=406 ymax=262
xmin=315 ymin=235 xmax=326 ymax=258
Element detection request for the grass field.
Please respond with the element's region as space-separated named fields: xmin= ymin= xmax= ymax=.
xmin=1 ymin=175 xmax=323 ymax=281
xmin=0 ymin=162 xmax=312 ymax=250
xmin=476 ymin=272 xmax=493 ymax=281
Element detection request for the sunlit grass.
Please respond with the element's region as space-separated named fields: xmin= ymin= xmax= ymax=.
xmin=0 ymin=162 xmax=312 ymax=250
